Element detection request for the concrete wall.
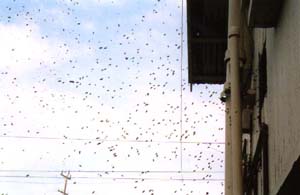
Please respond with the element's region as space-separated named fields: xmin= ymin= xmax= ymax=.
xmin=251 ymin=28 xmax=265 ymax=157
xmin=250 ymin=27 xmax=266 ymax=195
xmin=252 ymin=0 xmax=300 ymax=194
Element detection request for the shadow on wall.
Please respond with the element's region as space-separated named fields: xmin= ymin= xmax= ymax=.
xmin=277 ymin=156 xmax=300 ymax=195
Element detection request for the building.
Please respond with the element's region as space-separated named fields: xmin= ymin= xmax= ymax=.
xmin=187 ymin=0 xmax=300 ymax=195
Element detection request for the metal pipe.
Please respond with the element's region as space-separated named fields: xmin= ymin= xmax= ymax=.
xmin=225 ymin=97 xmax=233 ymax=195
xmin=224 ymin=51 xmax=233 ymax=195
xmin=228 ymin=0 xmax=243 ymax=194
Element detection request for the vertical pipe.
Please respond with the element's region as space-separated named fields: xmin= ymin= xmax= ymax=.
xmin=225 ymin=52 xmax=233 ymax=195
xmin=228 ymin=0 xmax=243 ymax=195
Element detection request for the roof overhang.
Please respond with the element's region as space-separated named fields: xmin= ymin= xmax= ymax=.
xmin=187 ymin=0 xmax=228 ymax=84
xmin=247 ymin=0 xmax=283 ymax=27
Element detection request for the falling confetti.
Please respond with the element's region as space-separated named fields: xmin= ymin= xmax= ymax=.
xmin=0 ymin=0 xmax=224 ymax=194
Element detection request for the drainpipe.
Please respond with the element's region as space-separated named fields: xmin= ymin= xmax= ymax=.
xmin=228 ymin=0 xmax=243 ymax=195
xmin=224 ymin=50 xmax=233 ymax=195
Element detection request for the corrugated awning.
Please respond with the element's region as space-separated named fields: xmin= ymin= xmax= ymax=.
xmin=187 ymin=0 xmax=228 ymax=84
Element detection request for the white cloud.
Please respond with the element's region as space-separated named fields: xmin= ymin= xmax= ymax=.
xmin=0 ymin=22 xmax=97 ymax=76
xmin=0 ymin=23 xmax=71 ymax=75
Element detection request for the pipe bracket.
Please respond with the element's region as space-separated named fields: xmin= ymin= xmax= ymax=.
xmin=224 ymin=49 xmax=231 ymax=64
xmin=228 ymin=26 xmax=240 ymax=38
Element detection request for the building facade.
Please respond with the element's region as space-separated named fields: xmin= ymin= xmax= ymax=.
xmin=187 ymin=0 xmax=300 ymax=194
xmin=242 ymin=0 xmax=300 ymax=194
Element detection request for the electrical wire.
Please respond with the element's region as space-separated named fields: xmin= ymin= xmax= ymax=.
xmin=0 ymin=180 xmax=61 ymax=185
xmin=0 ymin=170 xmax=224 ymax=173
xmin=0 ymin=135 xmax=225 ymax=145
xmin=0 ymin=175 xmax=224 ymax=182
xmin=179 ymin=0 xmax=185 ymax=172
xmin=0 ymin=178 xmax=223 ymax=185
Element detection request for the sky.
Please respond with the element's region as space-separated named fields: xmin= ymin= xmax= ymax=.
xmin=0 ymin=0 xmax=225 ymax=194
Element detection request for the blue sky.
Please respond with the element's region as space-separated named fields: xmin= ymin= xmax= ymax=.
xmin=0 ymin=0 xmax=224 ymax=194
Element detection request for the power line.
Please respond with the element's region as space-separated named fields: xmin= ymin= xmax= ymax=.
xmin=0 ymin=135 xmax=225 ymax=145
xmin=0 ymin=170 xmax=224 ymax=173
xmin=0 ymin=169 xmax=224 ymax=182
xmin=0 ymin=180 xmax=61 ymax=185
xmin=179 ymin=0 xmax=184 ymax=172
xmin=0 ymin=175 xmax=62 ymax=179
xmin=0 ymin=175 xmax=224 ymax=182
xmin=0 ymin=175 xmax=224 ymax=180
xmin=72 ymin=177 xmax=224 ymax=182
xmin=0 ymin=177 xmax=224 ymax=185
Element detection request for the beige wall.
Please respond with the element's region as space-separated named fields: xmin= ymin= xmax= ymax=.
xmin=251 ymin=0 xmax=300 ymax=194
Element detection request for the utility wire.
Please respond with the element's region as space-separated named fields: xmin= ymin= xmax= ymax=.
xmin=0 ymin=178 xmax=223 ymax=185
xmin=0 ymin=170 xmax=224 ymax=173
xmin=0 ymin=175 xmax=224 ymax=182
xmin=0 ymin=180 xmax=61 ymax=185
xmin=0 ymin=135 xmax=225 ymax=145
xmin=179 ymin=0 xmax=184 ymax=172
